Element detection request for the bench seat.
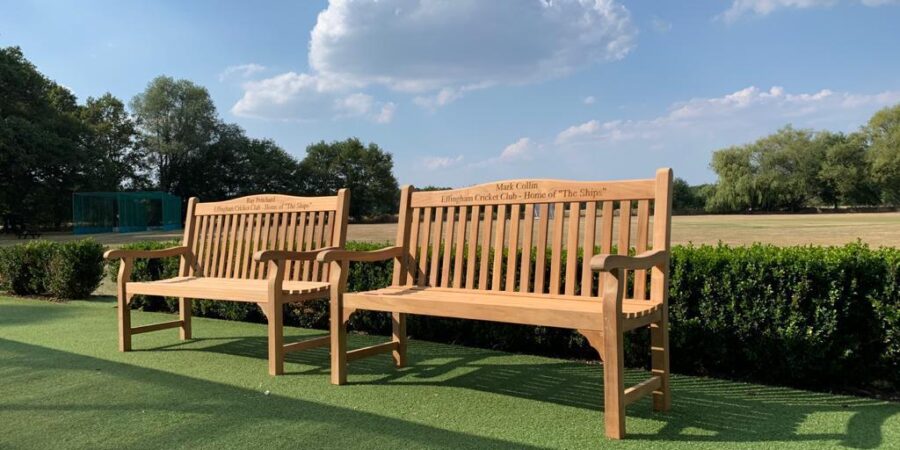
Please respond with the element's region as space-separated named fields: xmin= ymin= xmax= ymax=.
xmin=345 ymin=287 xmax=662 ymax=331
xmin=128 ymin=277 xmax=331 ymax=303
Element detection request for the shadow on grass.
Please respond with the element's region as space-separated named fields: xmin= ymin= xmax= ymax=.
xmin=0 ymin=337 xmax=536 ymax=449
xmin=172 ymin=334 xmax=899 ymax=448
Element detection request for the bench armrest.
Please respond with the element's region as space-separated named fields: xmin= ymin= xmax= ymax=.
xmin=591 ymin=250 xmax=668 ymax=272
xmin=317 ymin=246 xmax=403 ymax=263
xmin=253 ymin=247 xmax=339 ymax=263
xmin=104 ymin=246 xmax=191 ymax=260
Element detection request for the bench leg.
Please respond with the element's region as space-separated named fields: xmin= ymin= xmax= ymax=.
xmin=117 ymin=293 xmax=132 ymax=352
xmin=330 ymin=261 xmax=348 ymax=385
xmin=603 ymin=328 xmax=626 ymax=439
xmin=267 ymin=302 xmax=284 ymax=376
xmin=179 ymin=298 xmax=192 ymax=340
xmin=391 ymin=312 xmax=407 ymax=368
xmin=651 ymin=308 xmax=671 ymax=411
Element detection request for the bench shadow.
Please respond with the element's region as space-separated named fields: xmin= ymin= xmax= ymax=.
xmin=0 ymin=337 xmax=538 ymax=449
xmin=177 ymin=334 xmax=899 ymax=448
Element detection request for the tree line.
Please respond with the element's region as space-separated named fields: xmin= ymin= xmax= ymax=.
xmin=0 ymin=46 xmax=398 ymax=227
xmin=676 ymin=108 xmax=900 ymax=212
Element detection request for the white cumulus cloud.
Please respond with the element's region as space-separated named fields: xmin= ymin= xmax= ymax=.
xmin=219 ymin=63 xmax=266 ymax=82
xmin=720 ymin=0 xmax=897 ymax=21
xmin=422 ymin=154 xmax=464 ymax=170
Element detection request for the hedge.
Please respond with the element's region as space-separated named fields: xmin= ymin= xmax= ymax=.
xmin=106 ymin=240 xmax=899 ymax=394
xmin=0 ymin=239 xmax=104 ymax=299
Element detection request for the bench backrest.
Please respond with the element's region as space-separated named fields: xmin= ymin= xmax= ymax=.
xmin=180 ymin=191 xmax=349 ymax=282
xmin=391 ymin=169 xmax=673 ymax=303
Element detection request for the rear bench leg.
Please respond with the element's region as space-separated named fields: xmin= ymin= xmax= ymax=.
xmin=179 ymin=297 xmax=192 ymax=340
xmin=267 ymin=302 xmax=284 ymax=376
xmin=603 ymin=326 xmax=626 ymax=439
xmin=392 ymin=312 xmax=407 ymax=368
xmin=651 ymin=306 xmax=671 ymax=411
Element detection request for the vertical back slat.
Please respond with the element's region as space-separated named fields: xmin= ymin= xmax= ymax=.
xmin=505 ymin=204 xmax=520 ymax=292
xmin=634 ymin=200 xmax=651 ymax=300
xmin=440 ymin=206 xmax=455 ymax=287
xmin=491 ymin=205 xmax=507 ymax=291
xmin=292 ymin=213 xmax=307 ymax=280
xmin=452 ymin=206 xmax=466 ymax=288
xmin=534 ymin=204 xmax=550 ymax=294
xmin=194 ymin=215 xmax=208 ymax=277
xmin=478 ymin=205 xmax=494 ymax=290
xmin=258 ymin=214 xmax=272 ymax=278
xmin=301 ymin=212 xmax=315 ymax=280
xmin=548 ymin=203 xmax=565 ymax=295
xmin=465 ymin=205 xmax=480 ymax=289
xmin=598 ymin=201 xmax=614 ymax=294
xmin=321 ymin=210 xmax=336 ymax=281
xmin=204 ymin=215 xmax=219 ymax=277
xmin=216 ymin=215 xmax=232 ymax=278
xmin=283 ymin=212 xmax=297 ymax=280
xmin=564 ymin=202 xmax=580 ymax=296
xmin=310 ymin=211 xmax=326 ymax=280
xmin=406 ymin=208 xmax=422 ymax=286
xmin=391 ymin=186 xmax=413 ymax=287
xmin=239 ymin=214 xmax=254 ymax=279
xmin=225 ymin=214 xmax=242 ymax=278
xmin=581 ymin=202 xmax=597 ymax=297
xmin=429 ymin=207 xmax=444 ymax=287
xmin=618 ymin=200 xmax=632 ymax=297
xmin=417 ymin=208 xmax=433 ymax=287
xmin=519 ymin=204 xmax=534 ymax=293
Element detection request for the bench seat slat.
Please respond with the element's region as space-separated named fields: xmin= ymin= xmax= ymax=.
xmin=345 ymin=287 xmax=660 ymax=330
xmin=127 ymin=277 xmax=330 ymax=303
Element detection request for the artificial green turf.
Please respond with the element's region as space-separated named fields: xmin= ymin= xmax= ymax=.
xmin=1 ymin=296 xmax=897 ymax=449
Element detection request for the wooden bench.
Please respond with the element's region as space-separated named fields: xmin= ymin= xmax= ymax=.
xmin=105 ymin=191 xmax=349 ymax=375
xmin=319 ymin=169 xmax=673 ymax=439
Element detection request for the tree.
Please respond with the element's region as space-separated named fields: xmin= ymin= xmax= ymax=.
xmin=130 ymin=76 xmax=218 ymax=194
xmin=866 ymin=104 xmax=900 ymax=205
xmin=80 ymin=93 xmax=146 ymax=190
xmin=0 ymin=46 xmax=86 ymax=226
xmin=819 ymin=132 xmax=880 ymax=207
xmin=299 ymin=138 xmax=399 ymax=219
xmin=672 ymin=177 xmax=707 ymax=211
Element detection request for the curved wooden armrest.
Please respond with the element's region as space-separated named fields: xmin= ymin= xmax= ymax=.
xmin=253 ymin=247 xmax=339 ymax=263
xmin=591 ymin=250 xmax=668 ymax=272
xmin=317 ymin=246 xmax=403 ymax=263
xmin=104 ymin=246 xmax=191 ymax=260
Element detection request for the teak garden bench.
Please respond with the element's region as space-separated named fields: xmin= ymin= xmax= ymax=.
xmin=319 ymin=169 xmax=673 ymax=439
xmin=105 ymin=191 xmax=349 ymax=375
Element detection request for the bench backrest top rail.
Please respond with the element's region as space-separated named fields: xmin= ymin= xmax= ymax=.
xmin=182 ymin=190 xmax=349 ymax=283
xmin=391 ymin=169 xmax=673 ymax=304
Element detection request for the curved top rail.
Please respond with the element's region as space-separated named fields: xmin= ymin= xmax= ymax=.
xmin=194 ymin=192 xmax=343 ymax=216
xmin=409 ymin=177 xmax=657 ymax=208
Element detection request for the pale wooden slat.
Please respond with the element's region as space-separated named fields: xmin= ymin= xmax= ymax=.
xmin=194 ymin=215 xmax=209 ymax=277
xmin=478 ymin=205 xmax=494 ymax=290
xmin=189 ymin=213 xmax=203 ymax=276
xmin=239 ymin=214 xmax=253 ymax=279
xmin=258 ymin=213 xmax=272 ymax=278
xmin=284 ymin=212 xmax=297 ymax=280
xmin=465 ymin=205 xmax=480 ymax=290
xmin=216 ymin=214 xmax=232 ymax=278
xmin=598 ymin=201 xmax=614 ymax=294
xmin=322 ymin=210 xmax=335 ymax=281
xmin=391 ymin=186 xmax=413 ymax=287
xmin=292 ymin=212 xmax=307 ymax=280
xmin=417 ymin=207 xmax=433 ymax=287
xmin=533 ymin=204 xmax=550 ymax=294
xmin=311 ymin=211 xmax=326 ymax=280
xmin=301 ymin=211 xmax=315 ymax=280
xmin=618 ymin=200 xmax=633 ymax=297
xmin=440 ymin=206 xmax=455 ymax=287
xmin=225 ymin=213 xmax=243 ymax=278
xmin=406 ymin=208 xmax=421 ymax=286
xmin=548 ymin=203 xmax=565 ymax=295
xmin=519 ymin=204 xmax=534 ymax=293
xmin=453 ymin=206 xmax=467 ymax=289
xmin=505 ymin=204 xmax=520 ymax=292
xmin=205 ymin=215 xmax=220 ymax=277
xmin=491 ymin=204 xmax=507 ymax=291
xmin=581 ymin=202 xmax=597 ymax=297
xmin=429 ymin=207 xmax=444 ymax=287
xmin=634 ymin=200 xmax=651 ymax=300
xmin=564 ymin=202 xmax=580 ymax=296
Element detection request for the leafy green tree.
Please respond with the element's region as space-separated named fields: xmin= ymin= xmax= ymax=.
xmin=299 ymin=138 xmax=399 ymax=219
xmin=819 ymin=132 xmax=880 ymax=207
xmin=672 ymin=177 xmax=707 ymax=211
xmin=866 ymin=104 xmax=900 ymax=204
xmin=0 ymin=46 xmax=86 ymax=226
xmin=80 ymin=93 xmax=146 ymax=190
xmin=130 ymin=76 xmax=218 ymax=194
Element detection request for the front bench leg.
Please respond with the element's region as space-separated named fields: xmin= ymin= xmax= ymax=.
xmin=602 ymin=268 xmax=626 ymax=439
xmin=266 ymin=260 xmax=286 ymax=376
xmin=392 ymin=312 xmax=407 ymax=367
xmin=116 ymin=258 xmax=134 ymax=352
xmin=329 ymin=260 xmax=349 ymax=385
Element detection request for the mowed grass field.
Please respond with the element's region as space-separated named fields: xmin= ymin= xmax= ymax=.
xmin=10 ymin=212 xmax=895 ymax=248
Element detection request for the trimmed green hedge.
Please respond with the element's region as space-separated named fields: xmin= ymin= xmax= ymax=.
xmin=0 ymin=240 xmax=104 ymax=299
xmin=107 ymin=240 xmax=899 ymax=394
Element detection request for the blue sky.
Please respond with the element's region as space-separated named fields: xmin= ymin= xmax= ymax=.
xmin=3 ymin=0 xmax=899 ymax=186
